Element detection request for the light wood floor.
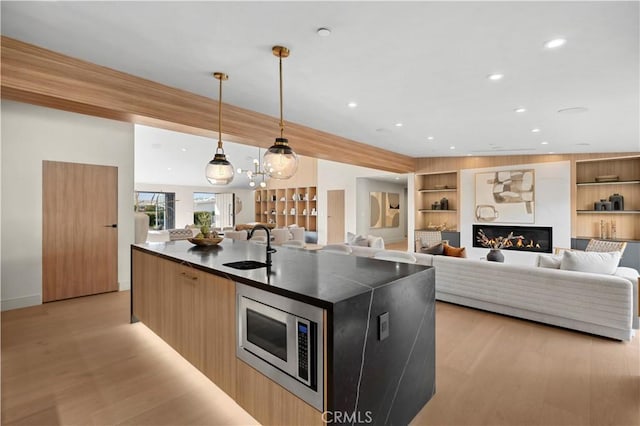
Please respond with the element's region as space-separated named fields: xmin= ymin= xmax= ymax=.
xmin=2 ymin=291 xmax=638 ymax=426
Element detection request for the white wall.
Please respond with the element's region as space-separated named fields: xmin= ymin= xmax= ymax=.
xmin=460 ymin=161 xmax=571 ymax=265
xmin=1 ymin=101 xmax=135 ymax=310
xmin=316 ymin=159 xmax=409 ymax=246
xmin=356 ymin=178 xmax=407 ymax=243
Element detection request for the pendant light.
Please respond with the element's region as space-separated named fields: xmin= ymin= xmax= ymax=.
xmin=205 ymin=72 xmax=234 ymax=185
xmin=263 ymin=46 xmax=298 ymax=179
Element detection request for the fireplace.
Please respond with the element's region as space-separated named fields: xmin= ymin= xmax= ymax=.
xmin=472 ymin=225 xmax=552 ymax=253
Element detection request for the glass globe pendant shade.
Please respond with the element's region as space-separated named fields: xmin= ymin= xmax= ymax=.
xmin=205 ymin=151 xmax=234 ymax=185
xmin=263 ymin=138 xmax=298 ymax=179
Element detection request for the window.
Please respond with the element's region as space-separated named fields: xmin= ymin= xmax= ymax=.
xmin=193 ymin=192 xmax=235 ymax=229
xmin=135 ymin=191 xmax=175 ymax=230
xmin=193 ymin=192 xmax=216 ymax=227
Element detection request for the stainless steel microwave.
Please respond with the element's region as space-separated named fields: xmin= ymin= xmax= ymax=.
xmin=236 ymin=283 xmax=324 ymax=411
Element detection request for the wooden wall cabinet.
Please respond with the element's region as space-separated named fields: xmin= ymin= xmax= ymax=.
xmin=254 ymin=186 xmax=317 ymax=231
xmin=575 ymin=156 xmax=640 ymax=241
xmin=415 ymin=171 xmax=459 ymax=232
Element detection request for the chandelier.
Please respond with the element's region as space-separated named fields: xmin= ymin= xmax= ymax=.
xmin=237 ymin=149 xmax=267 ymax=188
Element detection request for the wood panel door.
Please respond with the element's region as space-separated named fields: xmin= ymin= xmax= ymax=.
xmin=327 ymin=190 xmax=345 ymax=244
xmin=43 ymin=161 xmax=118 ymax=302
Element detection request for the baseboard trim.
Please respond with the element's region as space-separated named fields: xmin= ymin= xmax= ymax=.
xmin=1 ymin=294 xmax=42 ymax=311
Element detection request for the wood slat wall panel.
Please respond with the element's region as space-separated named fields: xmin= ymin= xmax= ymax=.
xmin=1 ymin=36 xmax=415 ymax=173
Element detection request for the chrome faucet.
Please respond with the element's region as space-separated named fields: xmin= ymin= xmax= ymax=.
xmin=247 ymin=224 xmax=277 ymax=266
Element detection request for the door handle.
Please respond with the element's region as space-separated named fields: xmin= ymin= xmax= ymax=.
xmin=104 ymin=224 xmax=118 ymax=228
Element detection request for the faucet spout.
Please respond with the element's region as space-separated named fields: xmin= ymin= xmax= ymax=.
xmin=247 ymin=224 xmax=276 ymax=266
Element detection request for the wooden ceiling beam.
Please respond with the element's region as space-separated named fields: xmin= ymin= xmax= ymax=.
xmin=1 ymin=36 xmax=416 ymax=173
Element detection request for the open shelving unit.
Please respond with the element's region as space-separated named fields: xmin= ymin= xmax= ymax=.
xmin=415 ymin=171 xmax=458 ymax=232
xmin=575 ymin=155 xmax=640 ymax=240
xmin=254 ymin=186 xmax=317 ymax=231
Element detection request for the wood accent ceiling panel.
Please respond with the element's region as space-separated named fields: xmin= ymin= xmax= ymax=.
xmin=415 ymin=153 xmax=640 ymax=174
xmin=1 ymin=36 xmax=415 ymax=173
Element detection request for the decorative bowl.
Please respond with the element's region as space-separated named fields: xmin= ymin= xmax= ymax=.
xmin=187 ymin=237 xmax=224 ymax=246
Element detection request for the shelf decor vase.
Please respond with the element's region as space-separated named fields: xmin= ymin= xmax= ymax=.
xmin=486 ymin=249 xmax=504 ymax=262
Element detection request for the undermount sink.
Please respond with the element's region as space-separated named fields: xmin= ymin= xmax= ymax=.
xmin=223 ymin=260 xmax=269 ymax=270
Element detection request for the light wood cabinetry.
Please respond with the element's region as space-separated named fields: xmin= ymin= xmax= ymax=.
xmin=575 ymin=156 xmax=640 ymax=240
xmin=132 ymin=249 xmax=323 ymax=422
xmin=236 ymin=361 xmax=323 ymax=426
xmin=415 ymin=171 xmax=459 ymax=231
xmin=254 ymin=186 xmax=317 ymax=231
xmin=202 ymin=273 xmax=237 ymax=398
xmin=132 ymin=250 xmax=236 ymax=393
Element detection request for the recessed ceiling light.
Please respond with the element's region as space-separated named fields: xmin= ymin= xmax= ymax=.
xmin=466 ymin=154 xmax=472 ymax=156
xmin=427 ymin=136 xmax=434 ymax=141
xmin=395 ymin=177 xmax=400 ymax=180
xmin=167 ymin=167 xmax=172 ymax=171
xmin=347 ymin=101 xmax=358 ymax=108
xmin=548 ymin=152 xmax=555 ymax=154
xmin=395 ymin=123 xmax=403 ymax=127
xmin=317 ymin=27 xmax=331 ymax=37
xmin=531 ymin=128 xmax=541 ymax=133
xmin=487 ymin=73 xmax=504 ymax=81
xmin=544 ymin=38 xmax=567 ymax=49
xmin=449 ymin=146 xmax=456 ymax=150
xmin=514 ymin=107 xmax=527 ymax=113
xmin=181 ymin=148 xmax=187 ymax=152
xmin=541 ymin=141 xmax=549 ymax=145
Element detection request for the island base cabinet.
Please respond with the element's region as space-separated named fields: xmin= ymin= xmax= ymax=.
xmin=202 ymin=274 xmax=237 ymax=398
xmin=236 ymin=360 xmax=323 ymax=426
xmin=132 ymin=250 xmax=236 ymax=396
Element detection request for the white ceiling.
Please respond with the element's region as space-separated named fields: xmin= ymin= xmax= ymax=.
xmin=2 ymin=1 xmax=639 ymax=159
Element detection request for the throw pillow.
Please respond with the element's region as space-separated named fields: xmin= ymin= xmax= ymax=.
xmin=354 ymin=235 xmax=369 ymax=247
xmin=346 ymin=232 xmax=357 ymax=245
xmin=367 ymin=235 xmax=385 ymax=249
xmin=536 ymin=254 xmax=562 ymax=269
xmin=420 ymin=242 xmax=444 ymax=255
xmin=560 ymin=250 xmax=621 ymax=275
xmin=443 ymin=244 xmax=467 ymax=258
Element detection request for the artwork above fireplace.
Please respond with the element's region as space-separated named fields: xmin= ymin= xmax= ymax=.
xmin=472 ymin=224 xmax=552 ymax=253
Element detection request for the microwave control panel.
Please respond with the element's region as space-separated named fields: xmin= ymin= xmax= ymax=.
xmin=297 ymin=320 xmax=310 ymax=384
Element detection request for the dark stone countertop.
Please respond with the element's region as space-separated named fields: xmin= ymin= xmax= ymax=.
xmin=132 ymin=240 xmax=431 ymax=309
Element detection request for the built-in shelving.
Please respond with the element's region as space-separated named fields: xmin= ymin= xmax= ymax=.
xmin=576 ymin=210 xmax=640 ymax=214
xmin=575 ymin=156 xmax=640 ymax=240
xmin=254 ymin=186 xmax=317 ymax=231
xmin=418 ymin=188 xmax=457 ymax=193
xmin=576 ymin=180 xmax=640 ymax=187
xmin=415 ymin=171 xmax=458 ymax=232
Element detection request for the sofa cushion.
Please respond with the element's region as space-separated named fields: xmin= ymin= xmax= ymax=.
xmin=537 ymin=254 xmax=562 ymax=269
xmin=420 ymin=242 xmax=444 ymax=255
xmin=367 ymin=235 xmax=385 ymax=249
xmin=560 ymin=250 xmax=621 ymax=275
xmin=443 ymin=244 xmax=467 ymax=258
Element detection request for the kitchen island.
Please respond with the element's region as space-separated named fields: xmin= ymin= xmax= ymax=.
xmin=131 ymin=240 xmax=435 ymax=425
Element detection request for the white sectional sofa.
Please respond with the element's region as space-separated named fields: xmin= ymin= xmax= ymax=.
xmin=335 ymin=244 xmax=639 ymax=341
xmin=432 ymin=256 xmax=638 ymax=341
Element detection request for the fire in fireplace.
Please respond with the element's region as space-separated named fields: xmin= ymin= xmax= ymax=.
xmin=472 ymin=225 xmax=552 ymax=253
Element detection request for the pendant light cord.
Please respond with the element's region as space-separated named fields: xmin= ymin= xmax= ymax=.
xmin=218 ymin=76 xmax=223 ymax=151
xmin=279 ymin=53 xmax=284 ymax=139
